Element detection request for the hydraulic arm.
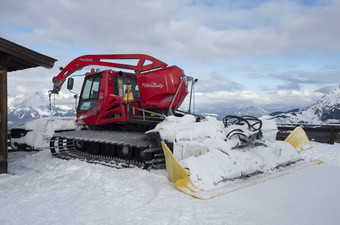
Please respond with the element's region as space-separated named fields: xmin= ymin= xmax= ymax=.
xmin=50 ymin=54 xmax=168 ymax=94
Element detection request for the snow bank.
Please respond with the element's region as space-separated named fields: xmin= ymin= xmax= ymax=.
xmin=153 ymin=115 xmax=229 ymax=159
xmin=11 ymin=117 xmax=76 ymax=150
xmin=151 ymin=115 xmax=301 ymax=189
xmin=261 ymin=119 xmax=278 ymax=143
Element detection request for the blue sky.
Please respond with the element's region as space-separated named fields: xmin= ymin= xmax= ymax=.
xmin=1 ymin=0 xmax=339 ymax=111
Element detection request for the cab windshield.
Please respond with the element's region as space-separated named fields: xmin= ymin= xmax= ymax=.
xmin=78 ymin=75 xmax=101 ymax=113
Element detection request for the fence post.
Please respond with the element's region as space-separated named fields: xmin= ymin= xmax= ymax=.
xmin=0 ymin=66 xmax=8 ymax=173
xmin=330 ymin=126 xmax=335 ymax=144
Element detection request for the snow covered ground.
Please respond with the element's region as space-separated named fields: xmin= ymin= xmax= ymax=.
xmin=1 ymin=141 xmax=340 ymax=225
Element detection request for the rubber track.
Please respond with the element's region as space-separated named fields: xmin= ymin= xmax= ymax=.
xmin=50 ymin=130 xmax=164 ymax=169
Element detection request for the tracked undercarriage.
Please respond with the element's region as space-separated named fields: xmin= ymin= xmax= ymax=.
xmin=49 ymin=129 xmax=164 ymax=169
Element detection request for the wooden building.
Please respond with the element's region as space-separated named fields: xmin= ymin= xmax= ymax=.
xmin=0 ymin=37 xmax=57 ymax=173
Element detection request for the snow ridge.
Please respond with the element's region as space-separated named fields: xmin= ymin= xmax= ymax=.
xmin=264 ymin=88 xmax=340 ymax=124
xmin=8 ymin=91 xmax=75 ymax=128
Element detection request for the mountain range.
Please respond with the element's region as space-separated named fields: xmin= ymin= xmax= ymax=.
xmin=8 ymin=91 xmax=75 ymax=129
xmin=7 ymin=88 xmax=340 ymax=129
xmin=195 ymin=105 xmax=269 ymax=120
xmin=263 ymin=88 xmax=340 ymax=124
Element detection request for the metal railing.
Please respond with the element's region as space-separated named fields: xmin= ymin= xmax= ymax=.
xmin=277 ymin=123 xmax=340 ymax=144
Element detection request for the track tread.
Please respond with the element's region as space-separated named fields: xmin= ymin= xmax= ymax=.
xmin=50 ymin=130 xmax=164 ymax=169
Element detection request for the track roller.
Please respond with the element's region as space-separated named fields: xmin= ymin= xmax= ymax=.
xmin=117 ymin=145 xmax=133 ymax=159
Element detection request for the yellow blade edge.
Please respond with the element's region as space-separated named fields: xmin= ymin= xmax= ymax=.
xmin=284 ymin=127 xmax=313 ymax=153
xmin=161 ymin=141 xmax=189 ymax=183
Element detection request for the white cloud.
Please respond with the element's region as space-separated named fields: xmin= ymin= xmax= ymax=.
xmin=1 ymin=0 xmax=340 ymax=110
xmin=2 ymin=0 xmax=340 ymax=59
xmin=193 ymin=88 xmax=325 ymax=109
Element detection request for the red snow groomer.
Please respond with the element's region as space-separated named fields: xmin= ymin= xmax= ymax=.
xmin=49 ymin=54 xmax=197 ymax=169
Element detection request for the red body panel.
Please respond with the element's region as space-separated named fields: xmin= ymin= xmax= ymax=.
xmin=138 ymin=66 xmax=187 ymax=109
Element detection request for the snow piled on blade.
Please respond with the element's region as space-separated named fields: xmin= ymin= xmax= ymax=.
xmin=151 ymin=115 xmax=301 ymax=189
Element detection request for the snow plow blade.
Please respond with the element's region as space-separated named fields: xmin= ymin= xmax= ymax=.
xmin=284 ymin=127 xmax=313 ymax=153
xmin=161 ymin=141 xmax=322 ymax=200
xmin=161 ymin=141 xmax=189 ymax=183
xmin=175 ymin=159 xmax=323 ymax=200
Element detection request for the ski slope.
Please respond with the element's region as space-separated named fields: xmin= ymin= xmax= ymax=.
xmin=1 ymin=142 xmax=340 ymax=225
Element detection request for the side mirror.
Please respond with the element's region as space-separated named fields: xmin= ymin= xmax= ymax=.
xmin=67 ymin=78 xmax=74 ymax=90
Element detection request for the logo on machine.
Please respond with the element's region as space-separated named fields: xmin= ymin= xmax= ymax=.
xmin=79 ymin=58 xmax=93 ymax=62
xmin=142 ymin=82 xmax=164 ymax=89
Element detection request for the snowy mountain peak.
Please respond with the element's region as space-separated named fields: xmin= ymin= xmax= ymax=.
xmin=10 ymin=107 xmax=40 ymax=120
xmin=8 ymin=91 xmax=76 ymax=129
xmin=265 ymin=88 xmax=340 ymax=124
xmin=311 ymin=88 xmax=340 ymax=109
